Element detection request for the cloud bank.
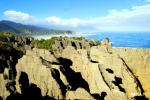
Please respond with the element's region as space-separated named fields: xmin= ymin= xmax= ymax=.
xmin=4 ymin=4 xmax=150 ymax=32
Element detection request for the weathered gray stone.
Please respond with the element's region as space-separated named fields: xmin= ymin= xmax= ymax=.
xmin=24 ymin=45 xmax=33 ymax=50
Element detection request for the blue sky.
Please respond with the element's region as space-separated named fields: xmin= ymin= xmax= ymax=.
xmin=0 ymin=0 xmax=150 ymax=32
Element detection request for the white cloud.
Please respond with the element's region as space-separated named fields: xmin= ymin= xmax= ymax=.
xmin=45 ymin=16 xmax=61 ymax=24
xmin=4 ymin=10 xmax=37 ymax=24
xmin=4 ymin=5 xmax=150 ymax=32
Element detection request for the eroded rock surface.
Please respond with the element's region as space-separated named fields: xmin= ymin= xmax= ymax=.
xmin=0 ymin=38 xmax=149 ymax=100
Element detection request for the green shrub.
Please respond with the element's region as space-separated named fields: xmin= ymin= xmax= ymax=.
xmin=70 ymin=36 xmax=84 ymax=41
xmin=31 ymin=37 xmax=58 ymax=50
xmin=96 ymin=41 xmax=101 ymax=45
xmin=0 ymin=32 xmax=20 ymax=37
xmin=0 ymin=41 xmax=12 ymax=49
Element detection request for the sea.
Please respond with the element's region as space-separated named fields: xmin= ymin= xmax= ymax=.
xmin=32 ymin=32 xmax=150 ymax=49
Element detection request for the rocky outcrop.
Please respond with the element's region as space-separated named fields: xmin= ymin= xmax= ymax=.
xmin=0 ymin=35 xmax=34 ymax=45
xmin=0 ymin=34 xmax=33 ymax=100
xmin=15 ymin=50 xmax=64 ymax=99
xmin=0 ymin=45 xmax=23 ymax=99
xmin=0 ymin=38 xmax=149 ymax=100
xmin=52 ymin=39 xmax=96 ymax=54
xmin=60 ymin=45 xmax=147 ymax=99
xmin=14 ymin=48 xmax=94 ymax=99
xmin=112 ymin=48 xmax=150 ymax=99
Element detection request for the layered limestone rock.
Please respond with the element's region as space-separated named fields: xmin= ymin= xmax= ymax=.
xmin=90 ymin=46 xmax=143 ymax=99
xmin=61 ymin=46 xmax=110 ymax=94
xmin=15 ymin=49 xmax=67 ymax=99
xmin=105 ymin=89 xmax=128 ymax=100
xmin=0 ymin=38 xmax=149 ymax=100
xmin=52 ymin=39 xmax=96 ymax=55
xmin=0 ymin=46 xmax=23 ymax=100
xmin=112 ymin=48 xmax=150 ymax=99
xmin=101 ymin=38 xmax=112 ymax=53
xmin=14 ymin=47 xmax=99 ymax=99
xmin=60 ymin=45 xmax=147 ymax=99
xmin=66 ymin=88 xmax=94 ymax=99
xmin=0 ymin=73 xmax=10 ymax=99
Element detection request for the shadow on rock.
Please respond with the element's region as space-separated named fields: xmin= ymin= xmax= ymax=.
xmin=58 ymin=57 xmax=90 ymax=92
xmin=92 ymin=92 xmax=107 ymax=100
xmin=51 ymin=68 xmax=67 ymax=96
xmin=7 ymin=72 xmax=55 ymax=100
xmin=112 ymin=76 xmax=126 ymax=93
xmin=134 ymin=96 xmax=149 ymax=100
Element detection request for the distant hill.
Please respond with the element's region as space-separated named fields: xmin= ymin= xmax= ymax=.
xmin=0 ymin=20 xmax=75 ymax=35
xmin=0 ymin=23 xmax=21 ymax=34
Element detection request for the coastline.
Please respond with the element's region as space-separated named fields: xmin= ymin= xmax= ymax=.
xmin=30 ymin=32 xmax=150 ymax=49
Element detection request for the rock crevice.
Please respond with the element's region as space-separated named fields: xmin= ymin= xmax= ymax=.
xmin=0 ymin=38 xmax=149 ymax=100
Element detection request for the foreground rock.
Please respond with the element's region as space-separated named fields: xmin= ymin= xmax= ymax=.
xmin=0 ymin=38 xmax=149 ymax=100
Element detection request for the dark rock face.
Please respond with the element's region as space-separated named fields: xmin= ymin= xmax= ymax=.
xmin=0 ymin=36 xmax=8 ymax=42
xmin=0 ymin=33 xmax=34 ymax=45
xmin=0 ymin=34 xmax=34 ymax=100
xmin=0 ymin=48 xmax=22 ymax=76
xmin=0 ymin=34 xmax=34 ymax=75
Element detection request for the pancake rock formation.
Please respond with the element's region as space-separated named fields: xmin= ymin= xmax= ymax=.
xmin=0 ymin=38 xmax=150 ymax=100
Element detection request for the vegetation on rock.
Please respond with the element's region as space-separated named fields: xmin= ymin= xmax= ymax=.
xmin=70 ymin=36 xmax=85 ymax=41
xmin=31 ymin=36 xmax=86 ymax=50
